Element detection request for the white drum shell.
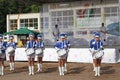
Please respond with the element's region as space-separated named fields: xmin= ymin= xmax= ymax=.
xmin=26 ymin=48 xmax=35 ymax=56
xmin=95 ymin=50 xmax=104 ymax=59
xmin=7 ymin=47 xmax=15 ymax=54
xmin=35 ymin=48 xmax=43 ymax=55
xmin=57 ymin=49 xmax=67 ymax=57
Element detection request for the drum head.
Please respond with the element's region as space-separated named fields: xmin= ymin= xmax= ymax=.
xmin=26 ymin=48 xmax=34 ymax=56
xmin=35 ymin=49 xmax=43 ymax=55
xmin=95 ymin=51 xmax=104 ymax=58
xmin=7 ymin=47 xmax=15 ymax=53
xmin=57 ymin=49 xmax=67 ymax=57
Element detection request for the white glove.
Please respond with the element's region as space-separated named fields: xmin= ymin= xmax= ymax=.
xmin=55 ymin=47 xmax=60 ymax=51
xmin=89 ymin=48 xmax=95 ymax=53
xmin=64 ymin=45 xmax=67 ymax=48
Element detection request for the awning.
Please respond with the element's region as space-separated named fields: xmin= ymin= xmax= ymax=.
xmin=4 ymin=28 xmax=40 ymax=35
xmin=4 ymin=31 xmax=15 ymax=35
xmin=14 ymin=28 xmax=40 ymax=35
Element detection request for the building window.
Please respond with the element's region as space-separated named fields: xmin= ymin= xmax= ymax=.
xmin=20 ymin=18 xmax=38 ymax=29
xmin=10 ymin=19 xmax=17 ymax=31
xmin=104 ymin=6 xmax=118 ymax=25
xmin=51 ymin=10 xmax=74 ymax=29
xmin=76 ymin=8 xmax=101 ymax=28
xmin=40 ymin=17 xmax=49 ymax=29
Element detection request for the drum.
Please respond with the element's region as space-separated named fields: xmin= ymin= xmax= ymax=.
xmin=57 ymin=49 xmax=67 ymax=57
xmin=25 ymin=48 xmax=35 ymax=56
xmin=7 ymin=47 xmax=15 ymax=54
xmin=35 ymin=48 xmax=43 ymax=55
xmin=95 ymin=50 xmax=104 ymax=59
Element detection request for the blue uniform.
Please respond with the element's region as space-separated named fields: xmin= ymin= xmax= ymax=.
xmin=6 ymin=42 xmax=16 ymax=49
xmin=64 ymin=40 xmax=70 ymax=49
xmin=35 ymin=41 xmax=44 ymax=48
xmin=90 ymin=39 xmax=95 ymax=49
xmin=26 ymin=40 xmax=36 ymax=58
xmin=35 ymin=41 xmax=44 ymax=57
xmin=26 ymin=41 xmax=35 ymax=49
xmin=55 ymin=41 xmax=67 ymax=50
xmin=55 ymin=41 xmax=68 ymax=59
xmin=6 ymin=41 xmax=16 ymax=56
xmin=90 ymin=39 xmax=103 ymax=50
xmin=0 ymin=41 xmax=6 ymax=54
xmin=89 ymin=39 xmax=103 ymax=59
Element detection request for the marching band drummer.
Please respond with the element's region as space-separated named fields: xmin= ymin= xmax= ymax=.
xmin=25 ymin=33 xmax=36 ymax=75
xmin=90 ymin=32 xmax=98 ymax=72
xmin=6 ymin=35 xmax=16 ymax=71
xmin=89 ymin=33 xmax=104 ymax=76
xmin=64 ymin=33 xmax=70 ymax=72
xmin=0 ymin=34 xmax=6 ymax=76
xmin=35 ymin=34 xmax=45 ymax=72
xmin=55 ymin=34 xmax=67 ymax=76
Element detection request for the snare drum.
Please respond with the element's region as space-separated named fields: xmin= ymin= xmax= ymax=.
xmin=35 ymin=48 xmax=43 ymax=55
xmin=95 ymin=50 xmax=104 ymax=59
xmin=6 ymin=47 xmax=15 ymax=54
xmin=57 ymin=49 xmax=67 ymax=57
xmin=25 ymin=48 xmax=35 ymax=56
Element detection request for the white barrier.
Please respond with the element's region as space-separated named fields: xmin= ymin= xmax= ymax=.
xmin=6 ymin=48 xmax=119 ymax=63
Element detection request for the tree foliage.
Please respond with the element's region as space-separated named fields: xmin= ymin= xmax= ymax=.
xmin=0 ymin=0 xmax=40 ymax=33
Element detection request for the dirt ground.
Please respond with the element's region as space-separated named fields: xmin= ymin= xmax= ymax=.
xmin=0 ymin=61 xmax=120 ymax=80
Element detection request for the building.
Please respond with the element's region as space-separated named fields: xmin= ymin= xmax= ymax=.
xmin=7 ymin=0 xmax=120 ymax=46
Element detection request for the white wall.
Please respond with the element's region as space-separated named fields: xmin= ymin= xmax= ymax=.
xmin=6 ymin=48 xmax=120 ymax=63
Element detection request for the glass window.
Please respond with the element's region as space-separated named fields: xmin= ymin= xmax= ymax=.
xmin=104 ymin=6 xmax=118 ymax=32
xmin=95 ymin=8 xmax=101 ymax=14
xmin=20 ymin=23 xmax=25 ymax=28
xmin=111 ymin=7 xmax=118 ymax=13
xmin=51 ymin=12 xmax=57 ymax=16
xmin=34 ymin=18 xmax=38 ymax=22
xmin=29 ymin=19 xmax=33 ymax=23
xmin=20 ymin=18 xmax=38 ymax=29
xmin=68 ymin=10 xmax=73 ymax=15
xmin=10 ymin=19 xmax=17 ymax=31
xmin=25 ymin=19 xmax=28 ymax=23
xmin=57 ymin=11 xmax=62 ymax=16
xmin=105 ymin=7 xmax=110 ymax=13
xmin=51 ymin=10 xmax=74 ymax=29
xmin=40 ymin=17 xmax=49 ymax=29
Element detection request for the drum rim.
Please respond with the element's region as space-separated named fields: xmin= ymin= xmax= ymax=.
xmin=57 ymin=49 xmax=67 ymax=57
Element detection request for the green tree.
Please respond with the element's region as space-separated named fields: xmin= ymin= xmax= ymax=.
xmin=30 ymin=4 xmax=39 ymax=13
xmin=0 ymin=0 xmax=40 ymax=34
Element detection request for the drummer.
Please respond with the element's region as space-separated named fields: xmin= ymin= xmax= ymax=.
xmin=0 ymin=34 xmax=6 ymax=75
xmin=55 ymin=34 xmax=67 ymax=76
xmin=26 ymin=33 xmax=35 ymax=75
xmin=89 ymin=33 xmax=103 ymax=76
xmin=35 ymin=34 xmax=45 ymax=72
xmin=6 ymin=35 xmax=16 ymax=71
xmin=90 ymin=32 xmax=98 ymax=72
